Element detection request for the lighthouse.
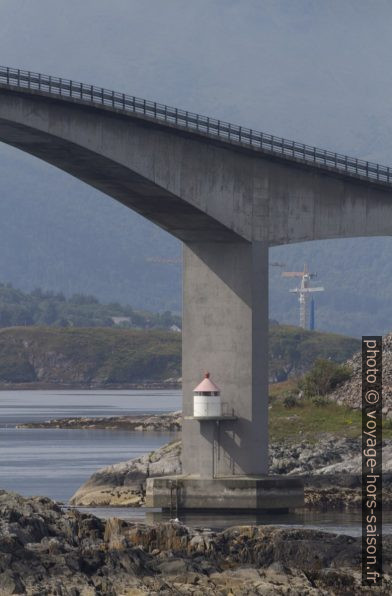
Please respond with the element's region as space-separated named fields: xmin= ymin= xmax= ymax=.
xmin=193 ymin=372 xmax=221 ymax=418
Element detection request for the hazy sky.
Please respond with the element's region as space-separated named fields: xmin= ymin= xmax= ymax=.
xmin=0 ymin=0 xmax=391 ymax=160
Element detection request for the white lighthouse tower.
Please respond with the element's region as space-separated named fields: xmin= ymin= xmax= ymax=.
xmin=193 ymin=372 xmax=222 ymax=418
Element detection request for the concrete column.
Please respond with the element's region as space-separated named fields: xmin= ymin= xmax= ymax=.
xmin=182 ymin=240 xmax=269 ymax=478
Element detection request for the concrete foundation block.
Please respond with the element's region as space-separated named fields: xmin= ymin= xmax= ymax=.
xmin=146 ymin=475 xmax=304 ymax=511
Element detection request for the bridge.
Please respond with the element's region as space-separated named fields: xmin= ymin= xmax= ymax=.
xmin=1 ymin=66 xmax=392 ymax=509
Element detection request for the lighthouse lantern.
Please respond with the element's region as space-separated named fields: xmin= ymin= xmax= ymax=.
xmin=193 ymin=372 xmax=221 ymax=418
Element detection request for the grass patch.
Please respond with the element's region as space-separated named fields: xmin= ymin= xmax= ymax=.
xmin=269 ymin=381 xmax=392 ymax=442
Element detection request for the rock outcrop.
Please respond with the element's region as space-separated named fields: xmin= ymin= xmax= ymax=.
xmin=1 ymin=490 xmax=391 ymax=595
xmin=70 ymin=436 xmax=392 ymax=508
xmin=70 ymin=440 xmax=181 ymax=507
xmin=329 ymin=332 xmax=392 ymax=416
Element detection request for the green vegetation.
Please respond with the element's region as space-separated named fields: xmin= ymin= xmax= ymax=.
xmin=298 ymin=358 xmax=352 ymax=398
xmin=269 ymin=325 xmax=359 ymax=381
xmin=269 ymin=382 xmax=392 ymax=441
xmin=270 ymin=395 xmax=362 ymax=441
xmin=269 ymin=359 xmax=360 ymax=441
xmin=0 ymin=323 xmax=360 ymax=386
xmin=0 ymin=284 xmax=181 ymax=330
xmin=0 ymin=327 xmax=181 ymax=384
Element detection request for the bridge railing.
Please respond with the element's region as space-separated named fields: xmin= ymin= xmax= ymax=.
xmin=1 ymin=65 xmax=391 ymax=185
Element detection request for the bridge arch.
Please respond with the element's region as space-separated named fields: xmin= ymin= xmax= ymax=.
xmin=2 ymin=67 xmax=392 ymax=247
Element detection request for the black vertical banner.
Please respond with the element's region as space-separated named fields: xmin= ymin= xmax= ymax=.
xmin=362 ymin=336 xmax=382 ymax=586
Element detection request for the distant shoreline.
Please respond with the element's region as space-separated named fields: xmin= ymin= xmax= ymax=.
xmin=0 ymin=381 xmax=181 ymax=391
xmin=17 ymin=411 xmax=181 ymax=431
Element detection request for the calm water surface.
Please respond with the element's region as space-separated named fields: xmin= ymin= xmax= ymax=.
xmin=0 ymin=389 xmax=180 ymax=501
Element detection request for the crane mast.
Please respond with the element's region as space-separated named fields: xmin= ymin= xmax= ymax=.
xmin=282 ymin=264 xmax=324 ymax=329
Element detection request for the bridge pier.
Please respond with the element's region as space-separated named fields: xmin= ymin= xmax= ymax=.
xmin=147 ymin=241 xmax=304 ymax=510
xmin=182 ymin=240 xmax=269 ymax=477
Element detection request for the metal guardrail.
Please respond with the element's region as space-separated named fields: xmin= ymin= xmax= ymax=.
xmin=0 ymin=65 xmax=391 ymax=185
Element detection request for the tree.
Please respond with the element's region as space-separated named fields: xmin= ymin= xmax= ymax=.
xmin=299 ymin=358 xmax=352 ymax=398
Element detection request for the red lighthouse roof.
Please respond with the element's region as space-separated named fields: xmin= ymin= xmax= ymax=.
xmin=193 ymin=372 xmax=221 ymax=393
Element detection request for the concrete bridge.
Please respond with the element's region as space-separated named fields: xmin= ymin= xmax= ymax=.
xmin=1 ymin=66 xmax=392 ymax=509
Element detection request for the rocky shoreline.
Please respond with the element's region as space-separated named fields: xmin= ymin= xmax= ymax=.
xmin=1 ymin=489 xmax=390 ymax=595
xmin=70 ymin=436 xmax=392 ymax=509
xmin=17 ymin=411 xmax=182 ymax=432
xmin=16 ymin=410 xmax=392 ymax=511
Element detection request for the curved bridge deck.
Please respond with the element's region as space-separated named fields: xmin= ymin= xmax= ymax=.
xmin=1 ymin=65 xmax=391 ymax=188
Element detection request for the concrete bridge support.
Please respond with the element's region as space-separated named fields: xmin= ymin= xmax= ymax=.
xmin=182 ymin=241 xmax=269 ymax=478
xmin=147 ymin=240 xmax=304 ymax=510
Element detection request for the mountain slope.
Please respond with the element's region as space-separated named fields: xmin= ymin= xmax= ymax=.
xmin=0 ymin=325 xmax=359 ymax=386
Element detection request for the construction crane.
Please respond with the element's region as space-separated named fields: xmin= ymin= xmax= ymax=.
xmin=282 ymin=264 xmax=324 ymax=329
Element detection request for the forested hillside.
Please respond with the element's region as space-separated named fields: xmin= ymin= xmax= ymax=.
xmin=0 ymin=284 xmax=181 ymax=329
xmin=0 ymin=324 xmax=359 ymax=386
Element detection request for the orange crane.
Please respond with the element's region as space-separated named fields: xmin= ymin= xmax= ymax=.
xmin=282 ymin=264 xmax=324 ymax=329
